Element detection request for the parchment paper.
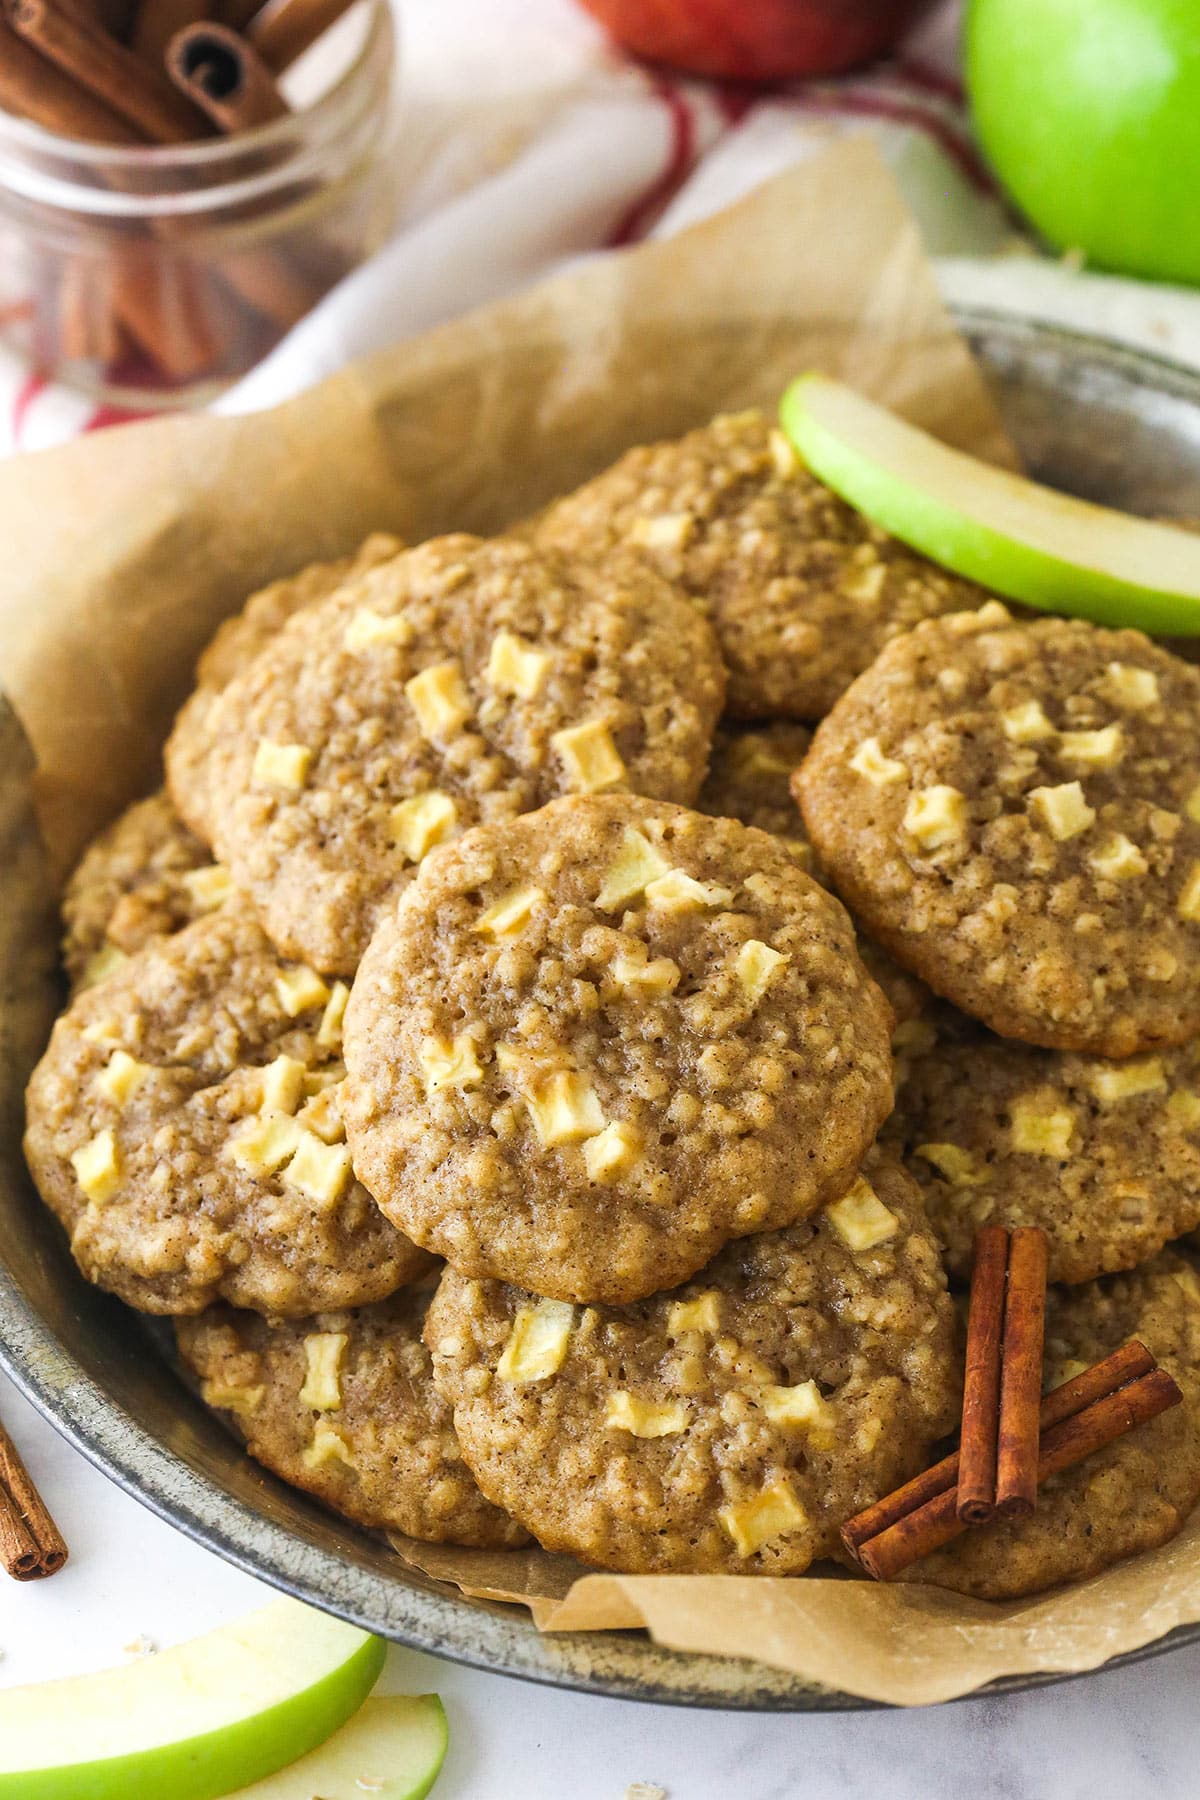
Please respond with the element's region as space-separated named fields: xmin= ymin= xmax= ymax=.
xmin=3 ymin=135 xmax=1189 ymax=1706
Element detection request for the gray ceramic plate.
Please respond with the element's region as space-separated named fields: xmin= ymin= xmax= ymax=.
xmin=3 ymin=310 xmax=1200 ymax=1712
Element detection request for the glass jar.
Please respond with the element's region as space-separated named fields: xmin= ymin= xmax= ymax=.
xmin=0 ymin=0 xmax=396 ymax=410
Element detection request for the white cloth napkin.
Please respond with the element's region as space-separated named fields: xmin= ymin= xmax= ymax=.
xmin=6 ymin=0 xmax=1200 ymax=454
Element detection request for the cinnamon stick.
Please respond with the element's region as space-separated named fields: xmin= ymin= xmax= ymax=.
xmin=0 ymin=14 xmax=145 ymax=140
xmin=0 ymin=1419 xmax=68 ymax=1580
xmin=842 ymin=1339 xmax=1157 ymax=1559
xmin=4 ymin=0 xmax=213 ymax=142
xmin=246 ymin=0 xmax=355 ymax=74
xmin=956 ymin=1225 xmax=1007 ymax=1525
xmin=856 ymin=1364 xmax=1182 ymax=1582
xmin=167 ymin=21 xmax=288 ymax=133
xmin=995 ymin=1225 xmax=1048 ymax=1518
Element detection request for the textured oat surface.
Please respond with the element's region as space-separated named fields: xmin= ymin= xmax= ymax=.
xmin=25 ymin=907 xmax=428 ymax=1315
xmin=176 ymin=1287 xmax=526 ymax=1548
xmin=888 ymin=1006 xmax=1200 ymax=1284
xmin=195 ymin=533 xmax=405 ymax=690
xmin=910 ymin=1255 xmax=1200 ymax=1600
xmin=426 ymin=1154 xmax=959 ymax=1574
xmin=167 ymin=536 xmax=725 ymax=973
xmin=61 ymin=791 xmax=219 ymax=990
xmin=530 ymin=410 xmax=986 ymax=720
xmin=343 ymin=795 xmax=894 ymax=1304
xmin=797 ymin=606 xmax=1200 ymax=1054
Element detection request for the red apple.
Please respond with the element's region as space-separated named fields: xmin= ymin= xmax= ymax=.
xmin=575 ymin=0 xmax=937 ymax=82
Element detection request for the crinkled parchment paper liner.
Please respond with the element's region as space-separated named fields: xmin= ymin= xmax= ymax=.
xmin=391 ymin=1518 xmax=1200 ymax=1706
xmin=4 ymin=133 xmax=1187 ymax=1706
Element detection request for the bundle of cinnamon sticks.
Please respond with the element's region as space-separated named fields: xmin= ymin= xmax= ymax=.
xmin=0 ymin=0 xmax=367 ymax=390
xmin=843 ymin=1226 xmax=1184 ymax=1580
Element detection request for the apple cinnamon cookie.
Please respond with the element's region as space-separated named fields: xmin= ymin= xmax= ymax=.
xmin=62 ymin=790 xmax=227 ymax=993
xmin=342 ymin=794 xmax=894 ymax=1305
xmin=425 ymin=1155 xmax=958 ymax=1574
xmin=889 ymin=1008 xmax=1200 ymax=1284
xmin=529 ymin=409 xmax=986 ymax=720
xmin=797 ymin=606 xmax=1200 ymax=1055
xmin=24 ymin=907 xmax=429 ymax=1317
xmin=907 ymin=1255 xmax=1200 ymax=1600
xmin=176 ymin=1288 xmax=527 ymax=1549
xmin=167 ymin=536 xmax=725 ymax=973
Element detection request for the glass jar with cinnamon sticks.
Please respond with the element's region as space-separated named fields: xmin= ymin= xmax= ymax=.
xmin=0 ymin=0 xmax=395 ymax=408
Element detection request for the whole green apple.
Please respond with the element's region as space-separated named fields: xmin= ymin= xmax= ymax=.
xmin=966 ymin=0 xmax=1200 ymax=284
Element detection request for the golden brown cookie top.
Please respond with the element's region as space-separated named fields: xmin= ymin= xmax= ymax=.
xmin=342 ymin=794 xmax=894 ymax=1304
xmin=530 ymin=409 xmax=987 ymax=720
xmin=167 ymin=535 xmax=725 ymax=974
xmin=797 ymin=606 xmax=1200 ymax=1055
xmin=176 ymin=1288 xmax=526 ymax=1550
xmin=426 ymin=1155 xmax=959 ymax=1575
xmin=25 ymin=906 xmax=429 ymax=1317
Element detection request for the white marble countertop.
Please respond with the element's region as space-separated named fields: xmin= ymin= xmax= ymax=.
xmin=4 ymin=1364 xmax=1198 ymax=1800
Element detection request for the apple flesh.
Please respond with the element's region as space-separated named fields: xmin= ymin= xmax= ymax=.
xmin=575 ymin=0 xmax=936 ymax=82
xmin=227 ymin=1696 xmax=447 ymax=1800
xmin=966 ymin=0 xmax=1200 ymax=285
xmin=0 ymin=1598 xmax=387 ymax=1800
xmin=779 ymin=374 xmax=1200 ymax=635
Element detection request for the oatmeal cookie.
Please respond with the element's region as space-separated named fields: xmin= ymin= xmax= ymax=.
xmin=889 ymin=1007 xmax=1200 ymax=1285
xmin=24 ymin=907 xmax=428 ymax=1316
xmin=797 ymin=606 xmax=1200 ymax=1054
xmin=176 ymin=1288 xmax=527 ymax=1549
xmin=529 ymin=410 xmax=987 ymax=720
xmin=425 ymin=1154 xmax=958 ymax=1574
xmin=62 ymin=790 xmax=226 ymax=992
xmin=908 ymin=1255 xmax=1200 ymax=1599
xmin=196 ymin=533 xmax=405 ymax=691
xmin=342 ymin=795 xmax=894 ymax=1305
xmin=167 ymin=536 xmax=725 ymax=973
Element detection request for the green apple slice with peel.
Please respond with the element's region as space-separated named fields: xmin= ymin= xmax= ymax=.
xmin=227 ymin=1695 xmax=447 ymax=1799
xmin=0 ymin=1598 xmax=388 ymax=1800
xmin=778 ymin=374 xmax=1200 ymax=635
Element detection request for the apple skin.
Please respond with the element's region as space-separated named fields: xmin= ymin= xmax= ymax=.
xmin=575 ymin=0 xmax=936 ymax=82
xmin=0 ymin=1601 xmax=388 ymax=1800
xmin=966 ymin=0 xmax=1200 ymax=285
xmin=779 ymin=374 xmax=1200 ymax=636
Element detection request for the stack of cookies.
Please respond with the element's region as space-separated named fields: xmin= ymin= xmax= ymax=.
xmin=23 ymin=410 xmax=1200 ymax=1601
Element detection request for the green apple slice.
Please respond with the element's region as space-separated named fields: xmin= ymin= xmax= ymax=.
xmin=779 ymin=374 xmax=1200 ymax=635
xmin=0 ymin=1598 xmax=387 ymax=1800
xmin=227 ymin=1695 xmax=447 ymax=1799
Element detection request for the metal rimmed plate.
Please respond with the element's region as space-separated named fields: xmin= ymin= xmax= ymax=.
xmin=3 ymin=310 xmax=1200 ymax=1710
